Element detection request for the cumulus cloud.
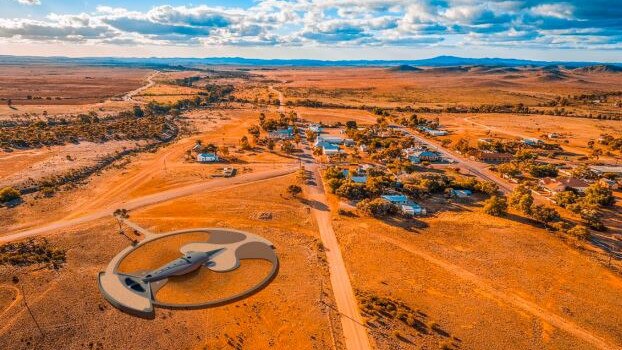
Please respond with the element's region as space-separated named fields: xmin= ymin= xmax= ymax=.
xmin=0 ymin=1 xmax=620 ymax=50
xmin=16 ymin=0 xmax=41 ymax=5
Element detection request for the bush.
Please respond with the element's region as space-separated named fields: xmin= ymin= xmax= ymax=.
xmin=0 ymin=187 xmax=21 ymax=203
xmin=286 ymin=185 xmax=302 ymax=197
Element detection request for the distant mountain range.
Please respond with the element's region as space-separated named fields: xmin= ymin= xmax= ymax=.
xmin=0 ymin=55 xmax=620 ymax=69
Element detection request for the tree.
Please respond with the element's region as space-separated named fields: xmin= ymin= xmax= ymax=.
xmin=287 ymin=185 xmax=302 ymax=198
xmin=240 ymin=136 xmax=251 ymax=150
xmin=218 ymin=145 xmax=229 ymax=157
xmin=566 ymin=225 xmax=590 ymax=241
xmin=267 ymin=139 xmax=275 ymax=150
xmin=483 ymin=195 xmax=508 ymax=216
xmin=346 ymin=120 xmax=357 ymax=129
xmin=0 ymin=187 xmax=21 ymax=203
xmin=280 ymin=140 xmax=295 ymax=154
xmin=584 ymin=182 xmax=615 ymax=206
xmin=530 ymin=204 xmax=560 ymax=228
xmin=357 ymin=198 xmax=398 ymax=217
xmin=579 ymin=205 xmax=605 ymax=231
xmin=305 ymin=130 xmax=317 ymax=143
xmin=133 ymin=105 xmax=144 ymax=118
xmin=247 ymin=125 xmax=261 ymax=141
xmin=475 ymin=181 xmax=499 ymax=196
xmin=509 ymin=185 xmax=533 ymax=214
xmin=553 ymin=191 xmax=578 ymax=208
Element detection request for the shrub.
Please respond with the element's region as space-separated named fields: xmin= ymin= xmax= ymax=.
xmin=286 ymin=185 xmax=302 ymax=197
xmin=566 ymin=225 xmax=590 ymax=240
xmin=0 ymin=187 xmax=21 ymax=203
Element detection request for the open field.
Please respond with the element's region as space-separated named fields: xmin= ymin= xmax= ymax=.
xmin=0 ymin=65 xmax=151 ymax=105
xmin=330 ymin=198 xmax=622 ymax=349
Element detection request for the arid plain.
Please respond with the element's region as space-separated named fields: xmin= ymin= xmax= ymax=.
xmin=1 ymin=62 xmax=622 ymax=350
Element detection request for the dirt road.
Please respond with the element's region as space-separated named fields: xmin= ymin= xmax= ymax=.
xmin=374 ymin=232 xmax=620 ymax=350
xmin=0 ymin=166 xmax=296 ymax=244
xmin=123 ymin=71 xmax=159 ymax=102
xmin=273 ymin=85 xmax=371 ymax=349
xmin=306 ymin=163 xmax=372 ymax=350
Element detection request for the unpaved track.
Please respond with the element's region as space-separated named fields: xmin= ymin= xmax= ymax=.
xmin=276 ymin=83 xmax=371 ymax=350
xmin=374 ymin=232 xmax=621 ymax=350
xmin=0 ymin=166 xmax=296 ymax=244
xmin=123 ymin=71 xmax=159 ymax=102
xmin=307 ymin=164 xmax=372 ymax=350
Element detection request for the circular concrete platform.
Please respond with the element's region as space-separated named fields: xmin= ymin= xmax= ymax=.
xmin=98 ymin=228 xmax=278 ymax=318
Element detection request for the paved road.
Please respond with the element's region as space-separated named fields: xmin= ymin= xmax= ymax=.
xmin=0 ymin=166 xmax=296 ymax=244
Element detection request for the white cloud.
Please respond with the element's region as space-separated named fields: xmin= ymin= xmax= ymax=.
xmin=16 ymin=0 xmax=41 ymax=5
xmin=0 ymin=1 xmax=619 ymax=51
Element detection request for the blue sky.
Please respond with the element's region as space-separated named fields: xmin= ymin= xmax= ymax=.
xmin=0 ymin=0 xmax=621 ymax=61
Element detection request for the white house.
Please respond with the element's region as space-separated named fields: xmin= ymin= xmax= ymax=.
xmin=197 ymin=153 xmax=219 ymax=163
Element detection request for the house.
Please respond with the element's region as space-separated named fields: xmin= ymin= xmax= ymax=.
xmin=409 ymin=150 xmax=441 ymax=163
xmin=425 ymin=128 xmax=448 ymax=136
xmin=359 ymin=144 xmax=368 ymax=152
xmin=351 ymin=176 xmax=368 ymax=184
xmin=197 ymin=153 xmax=219 ymax=163
xmin=548 ymin=133 xmax=560 ymax=139
xmin=316 ymin=142 xmax=340 ymax=155
xmin=268 ymin=126 xmax=294 ymax=140
xmin=450 ymin=189 xmax=472 ymax=198
xmin=381 ymin=194 xmax=410 ymax=205
xmin=401 ymin=203 xmax=426 ymax=215
xmin=473 ymin=151 xmax=513 ymax=163
xmin=316 ymin=136 xmax=346 ymax=145
xmin=381 ymin=194 xmax=426 ymax=215
xmin=523 ymin=138 xmax=542 ymax=146
xmin=540 ymin=177 xmax=589 ymax=194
